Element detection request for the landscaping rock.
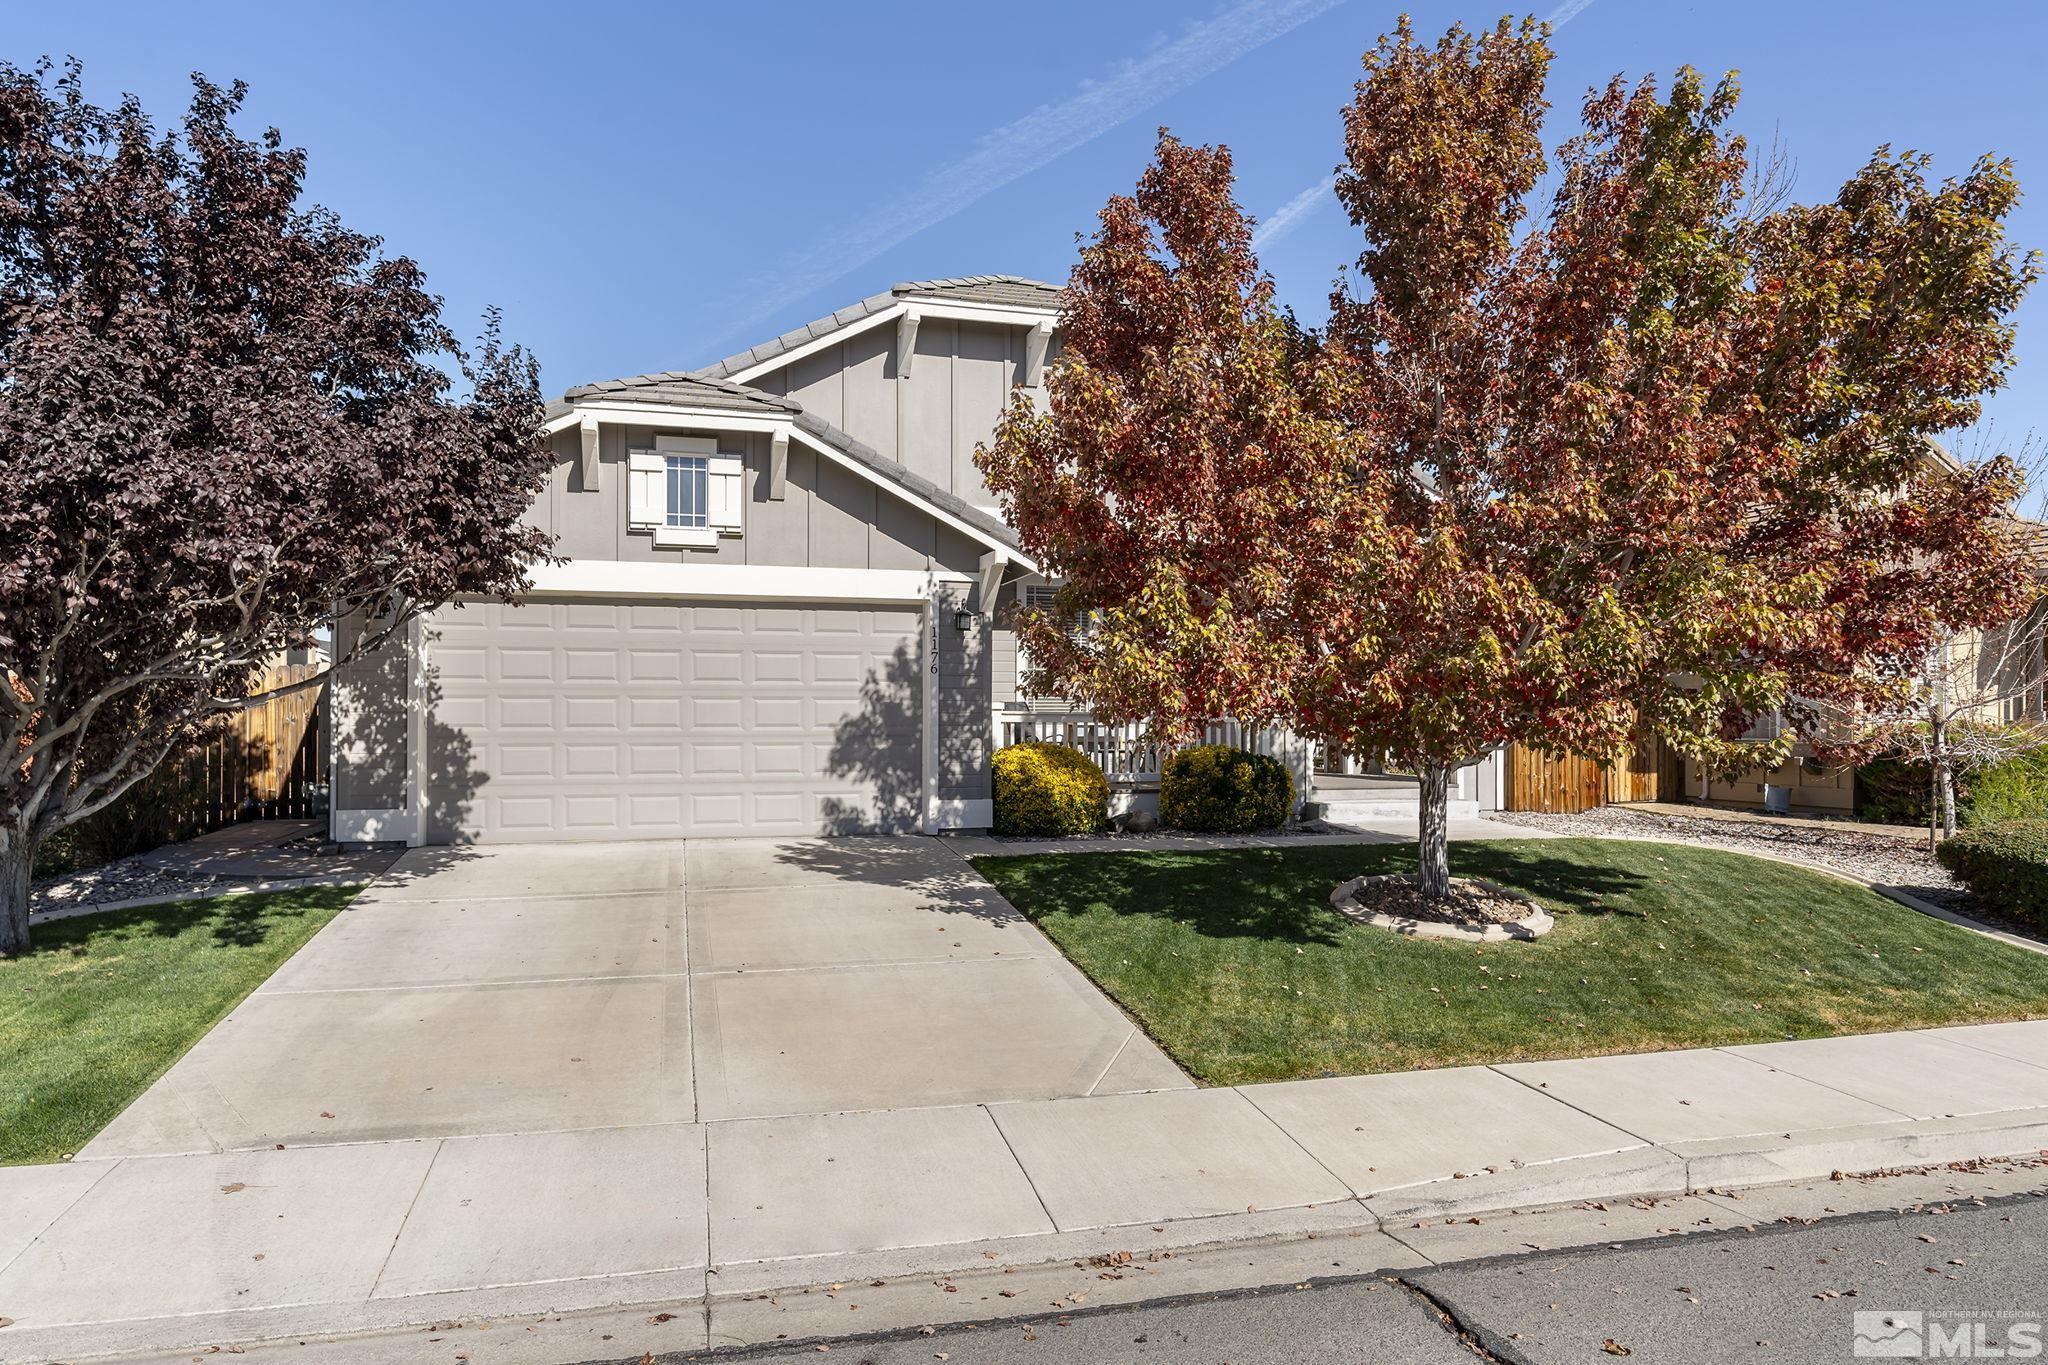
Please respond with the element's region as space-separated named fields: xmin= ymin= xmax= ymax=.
xmin=1118 ymin=809 xmax=1162 ymax=833
xmin=1488 ymin=806 xmax=1978 ymax=915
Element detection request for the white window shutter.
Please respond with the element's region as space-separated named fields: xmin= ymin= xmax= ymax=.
xmin=627 ymin=450 xmax=665 ymax=529
xmin=708 ymin=454 xmax=744 ymax=532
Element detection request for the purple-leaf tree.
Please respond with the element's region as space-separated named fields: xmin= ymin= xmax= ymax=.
xmin=0 ymin=62 xmax=554 ymax=953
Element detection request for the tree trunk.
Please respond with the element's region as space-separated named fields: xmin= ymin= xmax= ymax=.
xmin=1931 ymin=710 xmax=1958 ymax=843
xmin=0 ymin=827 xmax=33 ymax=958
xmin=1416 ymin=761 xmax=1452 ymax=899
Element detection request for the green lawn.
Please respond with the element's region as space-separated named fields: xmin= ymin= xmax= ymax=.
xmin=973 ymin=839 xmax=2048 ymax=1086
xmin=0 ymin=887 xmax=357 ymax=1165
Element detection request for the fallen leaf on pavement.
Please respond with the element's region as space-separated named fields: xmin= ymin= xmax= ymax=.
xmin=1603 ymin=1341 xmax=1633 ymax=1356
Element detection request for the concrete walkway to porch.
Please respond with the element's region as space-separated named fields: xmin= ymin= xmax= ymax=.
xmin=4 ymin=835 xmax=2048 ymax=1362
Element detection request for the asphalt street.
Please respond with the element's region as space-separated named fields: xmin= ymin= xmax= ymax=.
xmin=659 ymin=1195 xmax=2048 ymax=1365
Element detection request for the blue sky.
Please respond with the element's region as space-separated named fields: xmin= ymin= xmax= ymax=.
xmin=8 ymin=0 xmax=2044 ymax=446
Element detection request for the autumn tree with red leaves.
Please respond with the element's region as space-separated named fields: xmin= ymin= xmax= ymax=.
xmin=0 ymin=63 xmax=554 ymax=953
xmin=982 ymin=16 xmax=2036 ymax=901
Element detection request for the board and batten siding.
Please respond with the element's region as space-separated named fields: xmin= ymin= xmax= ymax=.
xmin=526 ymin=428 xmax=988 ymax=577
xmin=748 ymin=318 xmax=1050 ymax=509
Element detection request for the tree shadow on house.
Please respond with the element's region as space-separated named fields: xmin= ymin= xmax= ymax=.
xmin=765 ymin=643 xmax=1018 ymax=920
xmin=331 ymin=633 xmax=486 ymax=891
xmin=818 ymin=642 xmax=925 ymax=837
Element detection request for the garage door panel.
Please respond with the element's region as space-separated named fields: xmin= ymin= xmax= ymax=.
xmin=692 ymin=698 xmax=743 ymax=729
xmin=625 ymin=744 xmax=682 ymax=777
xmin=563 ymin=744 xmax=619 ymax=777
xmin=627 ymin=650 xmax=681 ymax=681
xmin=628 ymin=794 xmax=683 ymax=828
xmin=494 ymin=796 xmax=557 ymax=833
xmin=497 ymin=696 xmax=554 ymax=730
xmin=691 ymin=651 xmax=744 ymax=683
xmin=562 ymin=649 xmax=620 ymax=681
xmin=426 ymin=599 xmax=922 ymax=841
xmin=563 ymin=602 xmax=619 ymax=629
xmin=562 ymin=697 xmax=621 ymax=730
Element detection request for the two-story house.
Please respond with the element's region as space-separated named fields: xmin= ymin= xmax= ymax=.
xmin=328 ymin=274 xmax=1501 ymax=844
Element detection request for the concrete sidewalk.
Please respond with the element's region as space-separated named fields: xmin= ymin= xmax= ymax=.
xmin=6 ymin=1019 xmax=2048 ymax=1363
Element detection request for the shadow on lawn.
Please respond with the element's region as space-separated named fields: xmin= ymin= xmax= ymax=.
xmin=31 ymin=892 xmax=329 ymax=958
xmin=1454 ymin=844 xmax=1655 ymax=918
xmin=987 ymin=841 xmax=1656 ymax=946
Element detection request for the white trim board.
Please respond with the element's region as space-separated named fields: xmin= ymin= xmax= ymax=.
xmin=723 ymin=299 xmax=1059 ymax=386
xmin=783 ymin=424 xmax=1033 ymax=572
xmin=934 ymin=798 xmax=993 ymax=830
xmin=332 ymin=809 xmax=411 ymax=843
xmin=544 ymin=404 xmax=791 ymax=437
xmin=522 ymin=560 xmax=972 ymax=604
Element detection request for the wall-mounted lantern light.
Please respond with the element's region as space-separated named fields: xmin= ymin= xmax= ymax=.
xmin=953 ymin=607 xmax=981 ymax=634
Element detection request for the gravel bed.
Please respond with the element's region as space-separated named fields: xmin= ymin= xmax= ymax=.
xmin=1486 ymin=805 xmax=2008 ymax=921
xmin=31 ymin=855 xmax=222 ymax=916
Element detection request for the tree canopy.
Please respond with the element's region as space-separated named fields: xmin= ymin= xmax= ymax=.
xmin=0 ymin=62 xmax=554 ymax=951
xmin=980 ymin=16 xmax=2038 ymax=896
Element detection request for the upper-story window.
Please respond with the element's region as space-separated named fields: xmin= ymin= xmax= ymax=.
xmin=665 ymin=454 xmax=709 ymax=530
xmin=628 ymin=433 xmax=743 ymax=547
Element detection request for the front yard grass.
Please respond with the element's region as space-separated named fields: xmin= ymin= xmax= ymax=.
xmin=973 ymin=839 xmax=2048 ymax=1085
xmin=0 ymin=886 xmax=357 ymax=1165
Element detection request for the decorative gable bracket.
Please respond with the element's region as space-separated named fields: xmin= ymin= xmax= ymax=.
xmin=768 ymin=430 xmax=789 ymax=501
xmin=895 ymin=307 xmax=922 ymax=379
xmin=1021 ymin=321 xmax=1054 ymax=389
xmin=579 ymin=413 xmax=601 ymax=490
xmin=978 ymin=549 xmax=1009 ymax=616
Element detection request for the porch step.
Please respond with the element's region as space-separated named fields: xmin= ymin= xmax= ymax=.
xmin=1303 ymin=797 xmax=1482 ymax=823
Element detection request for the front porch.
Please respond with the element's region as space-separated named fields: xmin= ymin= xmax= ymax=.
xmin=993 ymin=714 xmax=1491 ymax=821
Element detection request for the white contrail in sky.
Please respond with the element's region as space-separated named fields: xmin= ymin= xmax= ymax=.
xmin=1251 ymin=0 xmax=1604 ymax=253
xmin=705 ymin=0 xmax=1347 ymax=348
xmin=1250 ymin=172 xmax=1339 ymax=251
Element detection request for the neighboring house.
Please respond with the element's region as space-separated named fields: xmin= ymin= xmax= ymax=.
xmin=1683 ymin=486 xmax=2048 ymax=815
xmin=328 ymin=275 xmax=1500 ymax=845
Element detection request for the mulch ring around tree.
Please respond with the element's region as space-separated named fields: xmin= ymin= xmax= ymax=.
xmin=1330 ymin=872 xmax=1554 ymax=942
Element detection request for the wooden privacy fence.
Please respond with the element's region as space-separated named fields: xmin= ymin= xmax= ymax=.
xmin=147 ymin=662 xmax=329 ymax=838
xmin=997 ymin=714 xmax=1314 ymax=803
xmin=1504 ymin=735 xmax=1677 ymax=814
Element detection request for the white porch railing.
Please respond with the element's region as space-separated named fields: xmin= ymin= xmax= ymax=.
xmin=996 ymin=714 xmax=1314 ymax=803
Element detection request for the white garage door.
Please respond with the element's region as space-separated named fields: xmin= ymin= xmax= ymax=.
xmin=424 ymin=599 xmax=922 ymax=840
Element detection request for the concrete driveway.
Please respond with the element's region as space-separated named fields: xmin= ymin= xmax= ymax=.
xmin=82 ymin=837 xmax=1188 ymax=1157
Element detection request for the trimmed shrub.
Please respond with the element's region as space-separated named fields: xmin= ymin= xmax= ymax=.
xmin=1969 ymin=750 xmax=2048 ymax=827
xmin=1855 ymin=755 xmax=1968 ymax=827
xmin=992 ymin=742 xmax=1109 ymax=837
xmin=1936 ymin=819 xmax=2048 ymax=931
xmin=1159 ymin=744 xmax=1295 ymax=833
xmin=1858 ymin=748 xmax=2048 ymax=830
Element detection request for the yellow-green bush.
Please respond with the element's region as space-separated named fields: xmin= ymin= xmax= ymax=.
xmin=992 ymin=742 xmax=1109 ymax=836
xmin=1159 ymin=744 xmax=1295 ymax=833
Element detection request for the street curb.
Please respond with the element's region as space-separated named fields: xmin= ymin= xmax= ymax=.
xmin=27 ymin=1139 xmax=2048 ymax=1365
